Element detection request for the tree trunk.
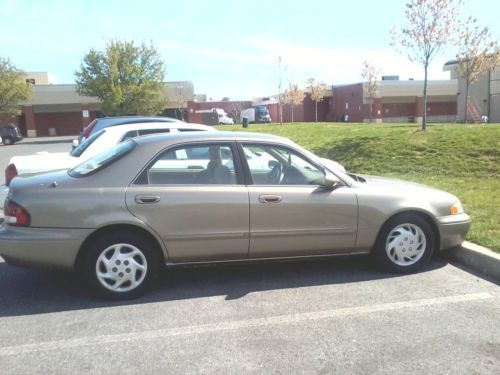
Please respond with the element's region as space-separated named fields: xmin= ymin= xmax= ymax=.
xmin=315 ymin=102 xmax=318 ymax=122
xmin=291 ymin=104 xmax=294 ymax=123
xmin=464 ymin=79 xmax=470 ymax=124
xmin=422 ymin=63 xmax=428 ymax=131
xmin=279 ymin=101 xmax=282 ymax=125
xmin=369 ymin=98 xmax=373 ymax=123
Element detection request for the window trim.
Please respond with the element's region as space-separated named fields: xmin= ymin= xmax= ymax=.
xmin=132 ymin=141 xmax=245 ymax=186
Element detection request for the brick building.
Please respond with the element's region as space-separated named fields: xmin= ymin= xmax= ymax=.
xmin=10 ymin=73 xmax=194 ymax=137
xmin=444 ymin=60 xmax=500 ymax=123
xmin=268 ymin=78 xmax=457 ymax=124
xmin=332 ymin=78 xmax=457 ymax=123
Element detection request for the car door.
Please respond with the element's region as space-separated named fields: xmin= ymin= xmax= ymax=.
xmin=240 ymin=143 xmax=358 ymax=258
xmin=126 ymin=142 xmax=250 ymax=263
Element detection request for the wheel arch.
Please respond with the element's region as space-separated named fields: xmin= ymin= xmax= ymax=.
xmin=374 ymin=209 xmax=441 ymax=253
xmin=75 ymin=224 xmax=167 ymax=272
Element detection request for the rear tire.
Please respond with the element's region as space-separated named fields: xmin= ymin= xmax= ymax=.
xmin=3 ymin=137 xmax=13 ymax=145
xmin=373 ymin=213 xmax=435 ymax=273
xmin=80 ymin=232 xmax=161 ymax=299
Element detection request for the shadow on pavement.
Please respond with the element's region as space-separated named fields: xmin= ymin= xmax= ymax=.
xmin=0 ymin=254 xmax=450 ymax=317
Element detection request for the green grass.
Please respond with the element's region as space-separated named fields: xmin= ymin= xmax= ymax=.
xmin=216 ymin=122 xmax=500 ymax=252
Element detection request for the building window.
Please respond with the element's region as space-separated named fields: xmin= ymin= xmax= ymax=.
xmin=26 ymin=78 xmax=35 ymax=85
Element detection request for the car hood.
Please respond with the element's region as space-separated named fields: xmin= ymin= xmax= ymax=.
xmin=354 ymin=174 xmax=458 ymax=200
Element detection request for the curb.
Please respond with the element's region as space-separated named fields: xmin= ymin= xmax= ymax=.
xmin=449 ymin=241 xmax=500 ymax=281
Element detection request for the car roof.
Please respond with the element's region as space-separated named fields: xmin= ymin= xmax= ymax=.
xmin=91 ymin=116 xmax=182 ymax=133
xmin=103 ymin=122 xmax=215 ymax=135
xmin=96 ymin=116 xmax=181 ymax=123
xmin=133 ymin=131 xmax=290 ymax=147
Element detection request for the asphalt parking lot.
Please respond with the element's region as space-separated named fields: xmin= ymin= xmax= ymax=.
xmin=0 ymin=137 xmax=498 ymax=374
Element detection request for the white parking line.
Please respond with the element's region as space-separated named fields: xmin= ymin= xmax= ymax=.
xmin=0 ymin=292 xmax=493 ymax=356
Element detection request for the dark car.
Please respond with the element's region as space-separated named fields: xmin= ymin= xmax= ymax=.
xmin=73 ymin=116 xmax=182 ymax=149
xmin=0 ymin=124 xmax=23 ymax=145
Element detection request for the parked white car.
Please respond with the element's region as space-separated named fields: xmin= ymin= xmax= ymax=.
xmin=5 ymin=122 xmax=215 ymax=186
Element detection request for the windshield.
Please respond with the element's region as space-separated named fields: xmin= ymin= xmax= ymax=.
xmin=70 ymin=129 xmax=105 ymax=157
xmin=68 ymin=139 xmax=135 ymax=177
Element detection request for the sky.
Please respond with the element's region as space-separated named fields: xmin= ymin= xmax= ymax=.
xmin=1 ymin=0 xmax=499 ymax=100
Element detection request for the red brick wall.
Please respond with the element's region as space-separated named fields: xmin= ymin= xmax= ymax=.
xmin=331 ymin=84 xmax=364 ymax=122
xmin=34 ymin=112 xmax=95 ymax=136
xmin=382 ymin=103 xmax=415 ymax=117
xmin=427 ymin=102 xmax=456 ymax=115
xmin=282 ymin=103 xmax=304 ymax=122
xmin=303 ymin=93 xmax=330 ymax=122
xmin=0 ymin=116 xmax=19 ymax=126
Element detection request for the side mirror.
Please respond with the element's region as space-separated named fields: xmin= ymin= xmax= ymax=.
xmin=322 ymin=172 xmax=341 ymax=188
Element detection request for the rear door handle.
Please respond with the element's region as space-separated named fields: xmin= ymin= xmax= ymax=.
xmin=258 ymin=194 xmax=282 ymax=204
xmin=135 ymin=195 xmax=161 ymax=204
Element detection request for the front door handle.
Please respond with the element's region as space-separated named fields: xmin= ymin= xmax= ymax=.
xmin=135 ymin=195 xmax=161 ymax=204
xmin=258 ymin=194 xmax=282 ymax=204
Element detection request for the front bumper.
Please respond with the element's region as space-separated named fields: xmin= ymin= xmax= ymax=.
xmin=437 ymin=213 xmax=471 ymax=251
xmin=0 ymin=225 xmax=93 ymax=271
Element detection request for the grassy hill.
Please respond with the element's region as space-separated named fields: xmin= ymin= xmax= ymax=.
xmin=216 ymin=123 xmax=500 ymax=251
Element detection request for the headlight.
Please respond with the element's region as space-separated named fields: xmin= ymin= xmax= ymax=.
xmin=450 ymin=201 xmax=464 ymax=215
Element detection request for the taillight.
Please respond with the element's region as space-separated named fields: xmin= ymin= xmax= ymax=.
xmin=82 ymin=120 xmax=97 ymax=139
xmin=5 ymin=163 xmax=18 ymax=186
xmin=4 ymin=198 xmax=31 ymax=227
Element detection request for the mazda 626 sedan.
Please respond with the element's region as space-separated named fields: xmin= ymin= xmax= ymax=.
xmin=0 ymin=132 xmax=471 ymax=299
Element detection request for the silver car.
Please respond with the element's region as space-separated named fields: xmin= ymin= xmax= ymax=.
xmin=0 ymin=132 xmax=471 ymax=299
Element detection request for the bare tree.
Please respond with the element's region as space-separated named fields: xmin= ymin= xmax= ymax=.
xmin=391 ymin=0 xmax=462 ymax=130
xmin=276 ymin=56 xmax=287 ymax=125
xmin=307 ymin=77 xmax=328 ymax=122
xmin=361 ymin=60 xmax=380 ymax=123
xmin=456 ymin=17 xmax=499 ymax=123
xmin=281 ymin=87 xmax=291 ymax=123
xmin=227 ymin=101 xmax=243 ymax=123
xmin=172 ymin=82 xmax=193 ymax=121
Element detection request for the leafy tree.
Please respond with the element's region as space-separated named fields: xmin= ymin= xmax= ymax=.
xmin=0 ymin=57 xmax=31 ymax=118
xmin=307 ymin=77 xmax=328 ymax=122
xmin=283 ymin=83 xmax=305 ymax=122
xmin=75 ymin=40 xmax=167 ymax=116
xmin=391 ymin=0 xmax=462 ymax=130
xmin=361 ymin=60 xmax=380 ymax=123
xmin=456 ymin=18 xmax=499 ymax=123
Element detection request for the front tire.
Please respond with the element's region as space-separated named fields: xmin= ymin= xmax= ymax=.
xmin=374 ymin=213 xmax=435 ymax=273
xmin=81 ymin=232 xmax=161 ymax=299
xmin=3 ymin=137 xmax=13 ymax=145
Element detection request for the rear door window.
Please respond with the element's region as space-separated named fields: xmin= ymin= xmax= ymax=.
xmin=147 ymin=144 xmax=238 ymax=185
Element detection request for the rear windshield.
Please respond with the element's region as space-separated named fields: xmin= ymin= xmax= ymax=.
xmin=68 ymin=139 xmax=135 ymax=177
xmin=71 ymin=129 xmax=105 ymax=157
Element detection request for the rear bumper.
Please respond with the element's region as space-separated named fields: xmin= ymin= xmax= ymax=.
xmin=0 ymin=225 xmax=92 ymax=271
xmin=437 ymin=213 xmax=471 ymax=251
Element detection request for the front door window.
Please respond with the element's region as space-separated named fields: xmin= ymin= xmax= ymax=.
xmin=241 ymin=144 xmax=325 ymax=186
